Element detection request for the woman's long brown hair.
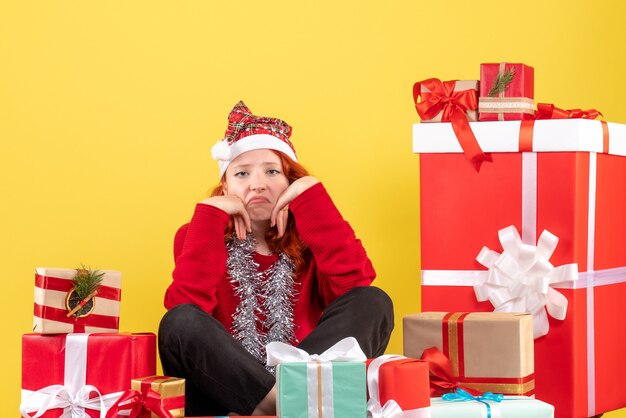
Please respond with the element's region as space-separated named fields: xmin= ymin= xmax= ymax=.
xmin=210 ymin=151 xmax=312 ymax=274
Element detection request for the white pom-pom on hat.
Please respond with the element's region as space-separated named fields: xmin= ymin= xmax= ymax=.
xmin=211 ymin=140 xmax=232 ymax=161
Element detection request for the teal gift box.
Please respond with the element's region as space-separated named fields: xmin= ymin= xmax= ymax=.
xmin=431 ymin=395 xmax=554 ymax=418
xmin=276 ymin=361 xmax=366 ymax=418
xmin=267 ymin=337 xmax=367 ymax=418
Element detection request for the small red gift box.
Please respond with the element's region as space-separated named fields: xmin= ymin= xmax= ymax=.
xmin=413 ymin=118 xmax=626 ymax=418
xmin=20 ymin=333 xmax=156 ymax=418
xmin=366 ymin=356 xmax=430 ymax=417
xmin=478 ymin=62 xmax=534 ymax=121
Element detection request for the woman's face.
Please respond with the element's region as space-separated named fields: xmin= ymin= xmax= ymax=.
xmin=223 ymin=149 xmax=290 ymax=222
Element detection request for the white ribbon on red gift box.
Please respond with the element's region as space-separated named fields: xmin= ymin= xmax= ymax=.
xmin=420 ymin=151 xmax=626 ymax=416
xmin=473 ymin=224 xmax=578 ymax=339
xmin=366 ymin=355 xmax=431 ymax=418
xmin=266 ymin=336 xmax=366 ymax=418
xmin=20 ymin=333 xmax=124 ymax=418
xmin=367 ymin=355 xmax=404 ymax=418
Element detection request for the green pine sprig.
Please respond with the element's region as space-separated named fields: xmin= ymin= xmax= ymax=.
xmin=72 ymin=265 xmax=104 ymax=300
xmin=487 ymin=67 xmax=516 ymax=97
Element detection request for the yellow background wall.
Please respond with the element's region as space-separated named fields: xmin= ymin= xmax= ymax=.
xmin=2 ymin=0 xmax=625 ymax=415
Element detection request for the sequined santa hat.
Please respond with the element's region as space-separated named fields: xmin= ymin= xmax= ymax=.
xmin=211 ymin=101 xmax=298 ymax=177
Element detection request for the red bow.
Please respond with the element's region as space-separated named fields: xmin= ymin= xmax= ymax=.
xmin=420 ymin=346 xmax=482 ymax=398
xmin=413 ymin=79 xmax=491 ymax=172
xmin=105 ymin=388 xmax=183 ymax=418
xmin=519 ymin=103 xmax=607 ymax=153
xmin=535 ymin=103 xmax=603 ymax=120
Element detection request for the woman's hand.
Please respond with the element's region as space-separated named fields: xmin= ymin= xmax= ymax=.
xmin=271 ymin=176 xmax=320 ymax=238
xmin=200 ymin=196 xmax=251 ymax=240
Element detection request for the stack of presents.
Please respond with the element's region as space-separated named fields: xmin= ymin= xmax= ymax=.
xmin=19 ymin=62 xmax=626 ymax=418
xmin=21 ymin=267 xmax=186 ymax=417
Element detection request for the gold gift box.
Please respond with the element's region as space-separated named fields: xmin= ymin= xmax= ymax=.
xmin=403 ymin=312 xmax=534 ymax=395
xmin=131 ymin=376 xmax=185 ymax=418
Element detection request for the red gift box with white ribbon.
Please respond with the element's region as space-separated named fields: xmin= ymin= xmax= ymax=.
xmin=413 ymin=118 xmax=626 ymax=418
xmin=20 ymin=333 xmax=156 ymax=418
xmin=366 ymin=355 xmax=430 ymax=418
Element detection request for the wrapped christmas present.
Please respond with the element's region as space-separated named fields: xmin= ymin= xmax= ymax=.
xmin=404 ymin=312 xmax=534 ymax=396
xmin=266 ymin=337 xmax=366 ymax=418
xmin=33 ymin=267 xmax=122 ymax=333
xmin=413 ymin=78 xmax=488 ymax=171
xmin=414 ymin=79 xmax=479 ymax=122
xmin=20 ymin=333 xmax=156 ymax=418
xmin=478 ymin=62 xmax=534 ymax=121
xmin=366 ymin=355 xmax=430 ymax=417
xmin=413 ymin=116 xmax=626 ymax=418
xmin=105 ymin=375 xmax=185 ymax=418
xmin=431 ymin=388 xmax=554 ymax=418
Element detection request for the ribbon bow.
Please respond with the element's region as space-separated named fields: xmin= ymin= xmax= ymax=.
xmin=474 ymin=225 xmax=579 ymax=338
xmin=419 ymin=347 xmax=482 ymax=398
xmin=367 ymin=399 xmax=403 ymax=418
xmin=20 ymin=384 xmax=113 ymax=418
xmin=442 ymin=388 xmax=504 ymax=418
xmin=535 ymin=103 xmax=603 ymax=120
xmin=105 ymin=387 xmax=180 ymax=418
xmin=519 ymin=102 xmax=609 ymax=154
xmin=266 ymin=336 xmax=366 ymax=365
xmin=366 ymin=355 xmax=405 ymax=418
xmin=413 ymin=78 xmax=491 ymax=171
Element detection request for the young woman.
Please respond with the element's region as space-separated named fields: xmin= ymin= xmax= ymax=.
xmin=159 ymin=101 xmax=394 ymax=416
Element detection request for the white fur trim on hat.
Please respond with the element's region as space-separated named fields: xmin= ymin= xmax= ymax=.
xmin=212 ymin=134 xmax=298 ymax=178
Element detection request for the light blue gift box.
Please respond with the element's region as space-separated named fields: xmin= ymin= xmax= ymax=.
xmin=275 ymin=361 xmax=366 ymax=418
xmin=431 ymin=394 xmax=554 ymax=418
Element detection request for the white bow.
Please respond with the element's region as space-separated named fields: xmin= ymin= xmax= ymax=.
xmin=474 ymin=225 xmax=578 ymax=338
xmin=366 ymin=355 xmax=406 ymax=418
xmin=266 ymin=336 xmax=366 ymax=365
xmin=19 ymin=384 xmax=122 ymax=418
xmin=367 ymin=399 xmax=404 ymax=418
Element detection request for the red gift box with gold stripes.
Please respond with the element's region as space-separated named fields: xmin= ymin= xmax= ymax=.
xmin=403 ymin=312 xmax=534 ymax=396
xmin=33 ymin=267 xmax=122 ymax=333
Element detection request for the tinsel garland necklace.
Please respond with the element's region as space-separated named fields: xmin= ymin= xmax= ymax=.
xmin=227 ymin=233 xmax=297 ymax=365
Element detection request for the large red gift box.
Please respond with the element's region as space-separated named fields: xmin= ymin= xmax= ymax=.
xmin=21 ymin=333 xmax=156 ymax=418
xmin=413 ymin=119 xmax=626 ymax=418
xmin=478 ymin=63 xmax=534 ymax=121
xmin=366 ymin=356 xmax=430 ymax=418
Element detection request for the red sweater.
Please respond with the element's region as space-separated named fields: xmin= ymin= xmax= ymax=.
xmin=164 ymin=183 xmax=376 ymax=343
